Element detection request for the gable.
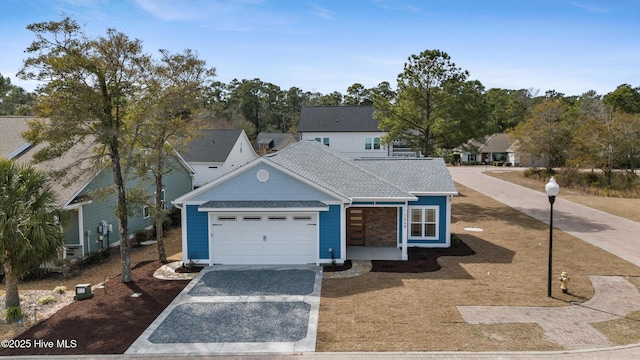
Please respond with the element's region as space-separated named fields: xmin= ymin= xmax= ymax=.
xmin=186 ymin=162 xmax=342 ymax=203
xmin=181 ymin=129 xmax=243 ymax=163
xmin=298 ymin=106 xmax=381 ymax=132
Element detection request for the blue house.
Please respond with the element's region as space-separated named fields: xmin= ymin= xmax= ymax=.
xmin=172 ymin=139 xmax=458 ymax=265
xmin=1 ymin=116 xmax=194 ymax=261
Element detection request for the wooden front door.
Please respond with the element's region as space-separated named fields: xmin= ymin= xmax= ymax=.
xmin=347 ymin=208 xmax=365 ymax=246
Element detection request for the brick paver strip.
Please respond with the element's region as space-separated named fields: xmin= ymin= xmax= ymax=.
xmin=458 ymin=276 xmax=640 ymax=349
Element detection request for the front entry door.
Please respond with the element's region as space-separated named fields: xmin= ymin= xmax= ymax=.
xmin=347 ymin=208 xmax=365 ymax=245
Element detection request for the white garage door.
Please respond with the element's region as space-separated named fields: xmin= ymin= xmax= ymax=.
xmin=210 ymin=213 xmax=317 ymax=265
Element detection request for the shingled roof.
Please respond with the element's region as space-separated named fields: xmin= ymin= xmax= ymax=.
xmin=181 ymin=129 xmax=243 ymax=163
xmin=0 ymin=116 xmax=100 ymax=208
xmin=266 ymin=139 xmax=456 ymax=199
xmin=297 ymin=106 xmax=382 ymax=132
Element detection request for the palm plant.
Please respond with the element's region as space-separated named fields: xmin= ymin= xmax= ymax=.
xmin=0 ymin=158 xmax=66 ymax=314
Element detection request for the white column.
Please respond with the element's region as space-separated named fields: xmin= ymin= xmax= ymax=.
xmin=340 ymin=204 xmax=347 ymax=263
xmin=78 ymin=206 xmax=85 ymax=257
xmin=401 ymin=203 xmax=408 ymax=260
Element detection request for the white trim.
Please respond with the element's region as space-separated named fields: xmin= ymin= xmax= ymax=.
xmin=446 ymin=195 xmax=453 ymax=247
xmin=198 ymin=206 xmax=329 ymax=212
xmin=173 ymin=157 xmax=350 ymax=205
xmin=401 ymin=204 xmax=408 ymax=260
xmin=181 ymin=204 xmax=188 ymax=265
xmin=340 ymin=204 xmax=347 ymax=263
xmin=351 ymin=196 xmax=417 ymax=202
xmin=78 ymin=206 xmax=85 ymax=257
xmin=408 ymin=206 xmax=439 ymax=239
xmin=410 ymin=191 xmax=459 ymax=196
xmin=62 ymin=199 xmax=92 ymax=210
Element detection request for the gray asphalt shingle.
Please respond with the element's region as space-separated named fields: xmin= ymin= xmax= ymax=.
xmin=297 ymin=106 xmax=381 ymax=132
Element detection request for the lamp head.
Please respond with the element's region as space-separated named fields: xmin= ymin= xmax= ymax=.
xmin=545 ymin=177 xmax=560 ymax=197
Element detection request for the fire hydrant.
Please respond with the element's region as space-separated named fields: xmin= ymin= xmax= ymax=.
xmin=559 ymin=271 xmax=570 ymax=294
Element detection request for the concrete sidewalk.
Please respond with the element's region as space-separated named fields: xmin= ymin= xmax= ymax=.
xmin=448 ymin=166 xmax=640 ymax=267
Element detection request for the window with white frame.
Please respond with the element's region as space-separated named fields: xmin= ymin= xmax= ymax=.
xmin=143 ymin=205 xmax=150 ymax=219
xmin=365 ymin=137 xmax=381 ymax=150
xmin=314 ymin=137 xmax=330 ymax=146
xmin=409 ymin=207 xmax=438 ymax=238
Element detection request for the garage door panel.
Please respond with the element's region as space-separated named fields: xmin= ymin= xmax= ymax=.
xmin=211 ymin=213 xmax=317 ymax=265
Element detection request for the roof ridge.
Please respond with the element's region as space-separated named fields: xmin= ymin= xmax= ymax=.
xmin=268 ymin=139 xmax=414 ymax=198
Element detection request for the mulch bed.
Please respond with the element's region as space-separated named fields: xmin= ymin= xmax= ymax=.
xmin=322 ymin=260 xmax=352 ymax=272
xmin=173 ymin=264 xmax=205 ymax=273
xmin=371 ymin=240 xmax=475 ymax=273
xmin=0 ymin=260 xmax=189 ymax=356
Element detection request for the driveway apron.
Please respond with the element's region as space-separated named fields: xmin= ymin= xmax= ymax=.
xmin=126 ymin=265 xmax=322 ymax=355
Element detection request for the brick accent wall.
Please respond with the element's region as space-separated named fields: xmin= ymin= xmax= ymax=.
xmin=364 ymin=207 xmax=398 ymax=247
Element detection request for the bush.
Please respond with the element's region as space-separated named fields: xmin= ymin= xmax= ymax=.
xmin=134 ymin=230 xmax=150 ymax=247
xmin=83 ymin=251 xmax=103 ymax=265
xmin=162 ymin=218 xmax=172 ymax=233
xmin=38 ymin=295 xmax=57 ymax=305
xmin=4 ymin=306 xmax=22 ymax=322
xmin=167 ymin=206 xmax=181 ymax=227
xmin=52 ymin=285 xmax=66 ymax=294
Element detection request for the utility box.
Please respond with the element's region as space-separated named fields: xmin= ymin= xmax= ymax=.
xmin=74 ymin=283 xmax=93 ymax=301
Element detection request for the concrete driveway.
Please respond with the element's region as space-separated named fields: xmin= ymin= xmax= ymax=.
xmin=126 ymin=265 xmax=322 ymax=355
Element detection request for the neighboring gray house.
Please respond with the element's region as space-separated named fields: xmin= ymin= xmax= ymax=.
xmin=298 ymin=106 xmax=420 ymax=158
xmin=1 ymin=116 xmax=194 ymax=260
xmin=180 ymin=129 xmax=258 ymax=188
xmin=454 ymin=133 xmax=544 ymax=167
xmin=253 ymin=132 xmax=299 ymax=154
xmin=173 ymin=139 xmax=457 ymax=266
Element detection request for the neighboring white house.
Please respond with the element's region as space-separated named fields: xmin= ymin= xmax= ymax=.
xmin=181 ymin=129 xmax=258 ymax=188
xmin=298 ymin=106 xmax=419 ymax=158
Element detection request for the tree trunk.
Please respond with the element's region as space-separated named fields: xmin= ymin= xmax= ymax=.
xmin=155 ymin=172 xmax=166 ymax=262
xmin=3 ymin=260 xmax=20 ymax=310
xmin=110 ymin=145 xmax=132 ymax=283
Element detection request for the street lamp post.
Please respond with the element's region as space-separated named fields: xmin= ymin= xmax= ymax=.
xmin=545 ymin=177 xmax=560 ymax=297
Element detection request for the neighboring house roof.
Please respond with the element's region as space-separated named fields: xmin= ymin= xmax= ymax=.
xmin=0 ymin=116 xmax=100 ymax=208
xmin=2 ymin=116 xmax=194 ymax=208
xmin=297 ymin=106 xmax=381 ymax=132
xmin=254 ymin=132 xmax=300 ymax=152
xmin=181 ymin=129 xmax=243 ymax=163
xmin=479 ymin=133 xmax=516 ymax=153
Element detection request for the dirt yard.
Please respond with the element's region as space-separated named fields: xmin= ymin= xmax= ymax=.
xmin=316 ymin=181 xmax=640 ymax=352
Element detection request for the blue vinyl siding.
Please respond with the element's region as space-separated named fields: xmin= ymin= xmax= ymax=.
xmin=74 ymin=158 xmax=193 ymax=255
xmin=319 ymin=205 xmax=341 ymax=259
xmin=186 ymin=205 xmax=209 ymax=260
xmin=190 ymin=164 xmax=338 ymax=202
xmin=408 ymin=196 xmax=447 ymax=245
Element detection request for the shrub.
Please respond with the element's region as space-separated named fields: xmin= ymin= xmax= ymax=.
xmin=162 ymin=218 xmax=172 ymax=233
xmin=83 ymin=251 xmax=103 ymax=265
xmin=4 ymin=306 xmax=22 ymax=322
xmin=167 ymin=206 xmax=181 ymax=227
xmin=52 ymin=285 xmax=66 ymax=294
xmin=38 ymin=295 xmax=57 ymax=305
xmin=134 ymin=230 xmax=150 ymax=247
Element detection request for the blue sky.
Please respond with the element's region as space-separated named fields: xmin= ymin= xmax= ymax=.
xmin=1 ymin=0 xmax=639 ymax=96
